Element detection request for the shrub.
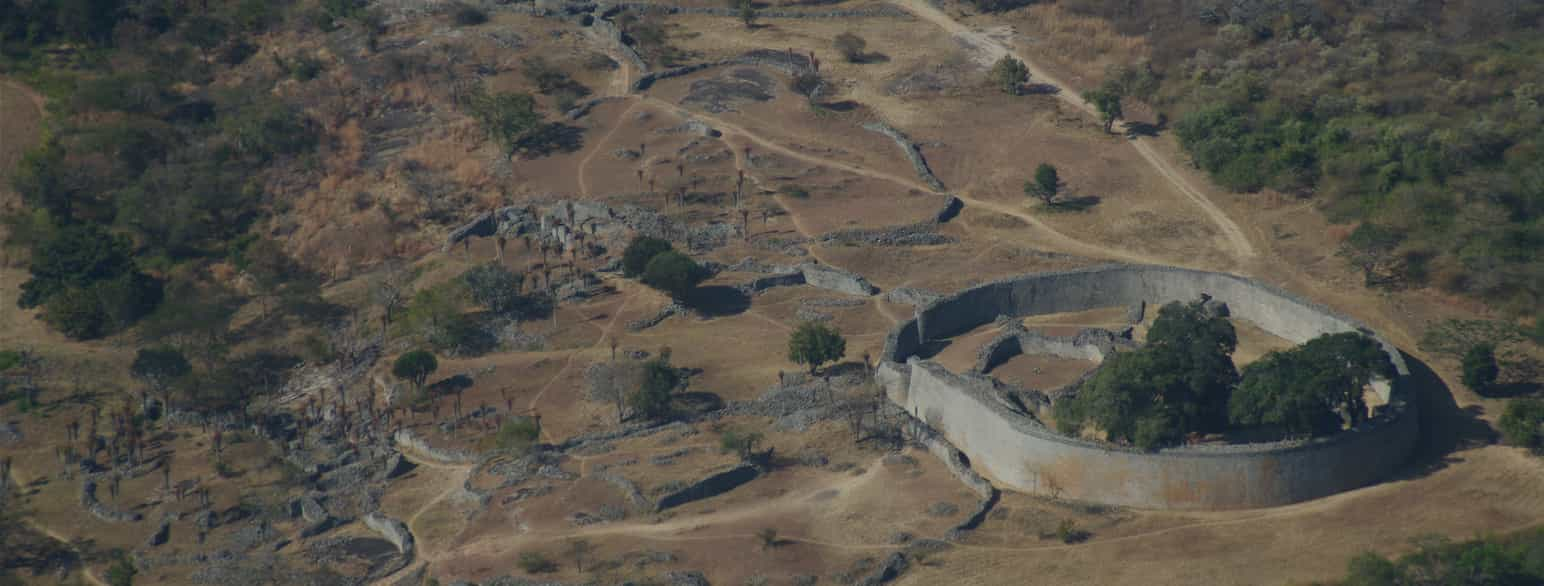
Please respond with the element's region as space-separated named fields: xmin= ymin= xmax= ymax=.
xmin=496 ymin=417 xmax=541 ymax=452
xmin=1460 ymin=343 xmax=1500 ymax=394
xmin=719 ymin=428 xmax=764 ymax=460
xmin=1499 ymin=398 xmax=1544 ymax=452
xmin=467 ymin=90 xmax=542 ymax=156
xmin=105 ymin=554 xmax=137 ymax=586
xmin=989 ymin=55 xmax=1028 ymax=95
xmin=452 ymin=3 xmax=488 ymax=26
xmin=517 ymin=551 xmax=557 ymax=574
xmin=628 ymin=357 xmax=680 ymax=420
xmin=622 ymin=236 xmax=673 ymax=278
xmin=787 ymin=321 xmax=846 ymax=375
xmin=834 ymin=32 xmax=867 ymax=63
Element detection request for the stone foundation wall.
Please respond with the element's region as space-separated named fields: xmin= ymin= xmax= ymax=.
xmin=878 ymin=264 xmax=1418 ymax=510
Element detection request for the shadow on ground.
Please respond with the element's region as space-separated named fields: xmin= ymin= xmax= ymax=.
xmin=1395 ymin=350 xmax=1497 ymax=480
xmin=686 ymin=286 xmax=751 ymax=317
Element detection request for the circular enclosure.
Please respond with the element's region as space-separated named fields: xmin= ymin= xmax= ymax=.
xmin=876 ymin=265 xmax=1418 ymax=510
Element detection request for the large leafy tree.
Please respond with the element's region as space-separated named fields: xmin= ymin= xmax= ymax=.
xmin=1025 ymin=163 xmax=1061 ymax=205
xmin=989 ymin=55 xmax=1029 ymax=95
xmin=787 ymin=321 xmax=847 ymax=375
xmin=131 ymin=346 xmax=191 ymax=414
xmin=621 ymin=236 xmax=673 ymax=278
xmin=1229 ymin=333 xmax=1393 ymax=437
xmin=641 ymin=250 xmax=706 ymax=301
xmin=628 ymin=357 xmax=680 ymax=420
xmin=469 ymin=91 xmax=542 ymax=156
xmin=1055 ymin=300 xmax=1237 ymax=450
xmin=393 ymin=350 xmax=439 ymax=395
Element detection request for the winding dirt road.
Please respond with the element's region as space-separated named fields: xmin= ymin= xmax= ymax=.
xmin=889 ymin=0 xmax=1258 ymax=263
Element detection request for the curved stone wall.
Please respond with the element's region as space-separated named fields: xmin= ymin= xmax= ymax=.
xmin=876 ymin=264 xmax=1419 ymax=510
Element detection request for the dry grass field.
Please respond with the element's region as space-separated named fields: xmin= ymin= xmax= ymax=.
xmin=2 ymin=1 xmax=1542 ymax=585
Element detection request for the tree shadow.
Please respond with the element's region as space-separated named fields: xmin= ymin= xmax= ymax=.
xmin=684 ymin=286 xmax=750 ymax=317
xmin=518 ymin=123 xmax=584 ymax=158
xmin=1121 ymin=120 xmax=1162 ymax=138
xmin=1393 ymin=350 xmax=1497 ymax=480
xmin=675 ymin=391 xmax=725 ymax=416
xmin=851 ymin=52 xmax=891 ymax=64
xmin=1024 ymin=83 xmax=1061 ymax=95
xmin=819 ymin=100 xmax=862 ymax=112
xmin=1046 ymin=195 xmax=1101 ymax=212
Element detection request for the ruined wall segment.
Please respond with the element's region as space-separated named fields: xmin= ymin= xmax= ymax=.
xmin=878 ymin=264 xmax=1418 ymax=510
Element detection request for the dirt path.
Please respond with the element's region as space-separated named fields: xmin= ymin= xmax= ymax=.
xmin=526 ymin=285 xmax=638 ymax=443
xmin=576 ymin=100 xmax=642 ymax=199
xmin=889 ymin=0 xmax=1258 ymax=264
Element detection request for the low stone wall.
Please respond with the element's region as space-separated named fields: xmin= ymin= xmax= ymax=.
xmin=394 ymin=429 xmax=481 ymax=465
xmin=80 ymin=479 xmax=143 ymax=523
xmin=610 ymin=3 xmax=910 ymax=19
xmin=364 ymin=512 xmax=415 ymax=556
xmin=862 ymin=122 xmax=946 ymax=192
xmin=799 ymin=263 xmax=877 ymax=296
xmin=878 ymin=264 xmax=1419 ymax=510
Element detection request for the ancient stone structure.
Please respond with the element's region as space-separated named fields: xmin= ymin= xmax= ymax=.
xmin=876 ymin=264 xmax=1418 ymax=509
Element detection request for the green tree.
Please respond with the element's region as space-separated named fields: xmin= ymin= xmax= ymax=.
xmin=719 ymin=427 xmax=764 ymax=460
xmin=1498 ymin=398 xmax=1544 ymax=451
xmin=1056 ymin=300 xmax=1237 ymax=450
xmin=469 ymin=91 xmax=542 ymax=156
xmin=621 ymin=236 xmax=673 ymax=278
xmin=131 ymin=346 xmax=191 ymax=415
xmin=989 ymin=55 xmax=1029 ymax=95
xmin=495 ymin=417 xmax=541 ymax=452
xmin=641 ymin=250 xmax=706 ymax=301
xmin=787 ymin=321 xmax=847 ymax=375
xmin=1228 ymin=333 xmax=1394 ymax=436
xmin=393 ymin=350 xmax=439 ymax=395
xmin=1025 ymin=163 xmax=1061 ymax=205
xmin=1461 ymin=343 xmax=1500 ymax=394
xmin=19 ymin=224 xmax=137 ymax=309
xmin=1083 ymin=87 xmax=1124 ymax=134
xmin=628 ymin=357 xmax=679 ymax=420
xmin=105 ymin=553 xmax=137 ymax=586
xmin=182 ymin=14 xmax=228 ymax=62
xmin=834 ymin=32 xmax=866 ymax=63
xmin=730 ymin=0 xmax=756 ymax=28
xmin=460 ymin=263 xmax=533 ymax=316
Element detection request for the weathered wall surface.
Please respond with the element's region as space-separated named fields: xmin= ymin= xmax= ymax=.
xmin=879 ymin=265 xmax=1419 ymax=510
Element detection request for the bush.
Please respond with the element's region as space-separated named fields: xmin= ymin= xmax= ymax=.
xmin=628 ymin=357 xmax=680 ymax=420
xmin=105 ymin=554 xmax=137 ymax=586
xmin=467 ymin=90 xmax=542 ymax=156
xmin=641 ymin=251 xmax=707 ymax=301
xmin=452 ymin=3 xmax=488 ymax=26
xmin=834 ymin=32 xmax=866 ymax=63
xmin=1461 ymin=343 xmax=1500 ymax=394
xmin=622 ymin=236 xmax=674 ymax=278
xmin=989 ymin=55 xmax=1028 ymax=95
xmin=518 ymin=551 xmax=558 ymax=574
xmin=1499 ymin=398 xmax=1544 ymax=452
xmin=719 ymin=428 xmax=764 ymax=460
xmin=496 ymin=417 xmax=541 ymax=452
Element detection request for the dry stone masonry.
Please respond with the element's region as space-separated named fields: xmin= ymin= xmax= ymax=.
xmin=877 ymin=264 xmax=1419 ymax=509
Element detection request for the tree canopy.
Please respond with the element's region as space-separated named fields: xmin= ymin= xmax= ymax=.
xmin=641 ymin=250 xmax=706 ymax=301
xmin=469 ymin=90 xmax=542 ymax=156
xmin=393 ymin=350 xmax=439 ymax=393
xmin=1055 ymin=300 xmax=1237 ymax=450
xmin=628 ymin=357 xmax=680 ymax=420
xmin=1228 ymin=332 xmax=1393 ymax=437
xmin=1461 ymin=343 xmax=1500 ymax=394
xmin=1026 ymin=163 xmax=1061 ymax=205
xmin=787 ymin=321 xmax=847 ymax=375
xmin=621 ymin=236 xmax=673 ymax=278
xmin=989 ymin=55 xmax=1029 ymax=95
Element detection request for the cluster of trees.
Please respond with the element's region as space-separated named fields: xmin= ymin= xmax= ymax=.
xmin=392 ymin=263 xmax=552 ymax=357
xmin=1339 ymin=530 xmax=1544 ymax=585
xmin=2 ymin=0 xmax=334 ymax=340
xmin=620 ymin=236 xmax=707 ymax=301
xmin=589 ymin=349 xmax=682 ymax=423
xmin=1084 ymin=0 xmax=1544 ymax=315
xmin=1056 ymin=301 xmax=1393 ymax=450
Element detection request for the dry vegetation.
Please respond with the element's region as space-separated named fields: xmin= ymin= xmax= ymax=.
xmin=1 ymin=1 xmax=1542 ymax=585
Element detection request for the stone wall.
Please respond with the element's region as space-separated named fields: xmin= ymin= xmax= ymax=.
xmin=862 ymin=122 xmax=946 ymax=192
xmin=80 ymin=479 xmax=143 ymax=523
xmin=878 ymin=264 xmax=1419 ymax=510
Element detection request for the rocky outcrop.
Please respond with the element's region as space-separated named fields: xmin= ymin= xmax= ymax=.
xmin=736 ymin=271 xmax=805 ymax=296
xmin=364 ymin=512 xmax=415 ymax=556
xmin=799 ymin=263 xmax=877 ymax=296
